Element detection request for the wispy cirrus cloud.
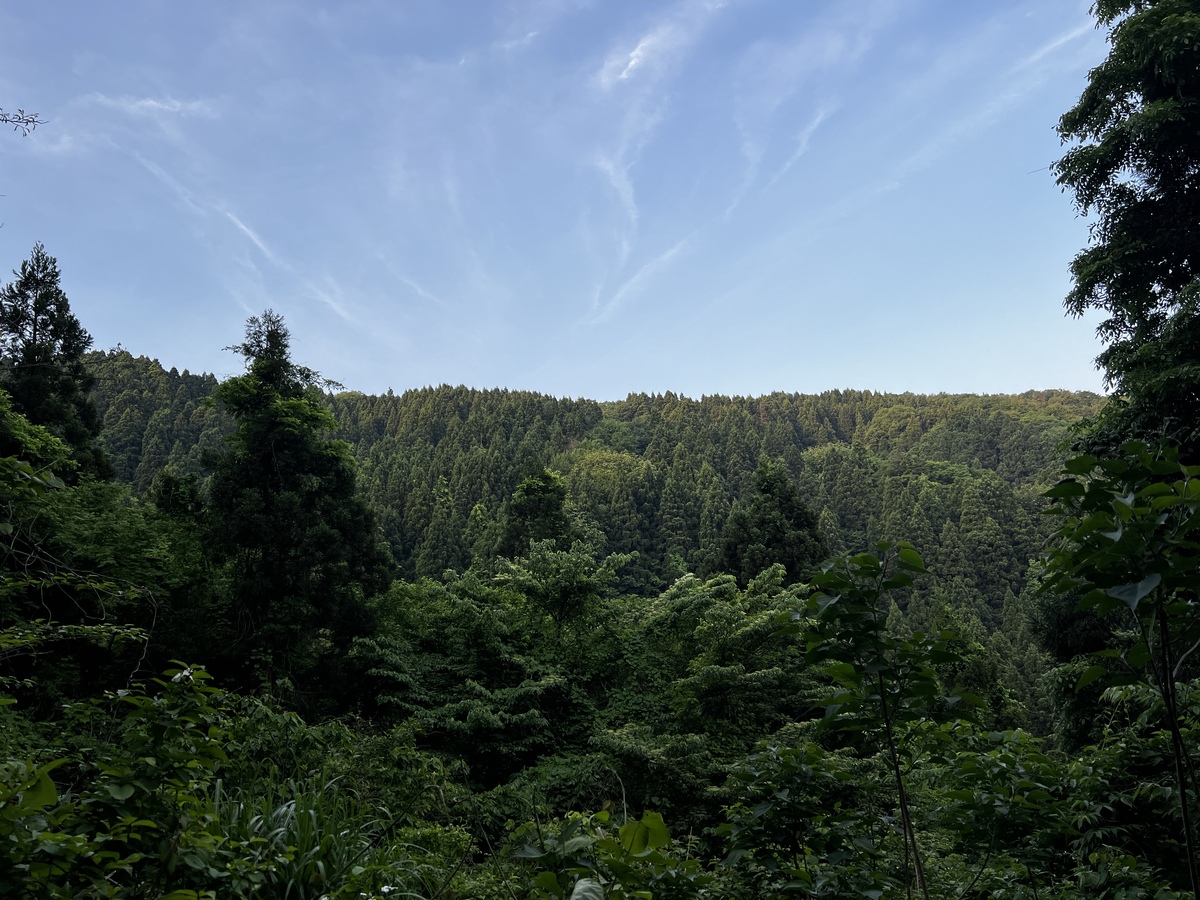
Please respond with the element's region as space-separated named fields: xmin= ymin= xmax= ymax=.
xmin=137 ymin=146 xmax=363 ymax=330
xmin=495 ymin=30 xmax=540 ymax=54
xmin=766 ymin=104 xmax=836 ymax=187
xmin=595 ymin=0 xmax=726 ymax=89
xmin=589 ymin=236 xmax=689 ymax=324
xmin=373 ymin=251 xmax=448 ymax=310
xmin=225 ymin=211 xmax=282 ymax=267
xmin=1016 ymin=20 xmax=1095 ymax=71
xmin=397 ymin=275 xmax=444 ymax=307
xmin=87 ymin=93 xmax=216 ymax=119
xmin=133 ymin=152 xmax=205 ymax=214
xmin=586 ymin=0 xmax=726 ymax=319
xmin=726 ymin=1 xmax=898 ymax=213
xmin=0 ymin=0 xmax=1105 ymax=395
xmin=893 ymin=14 xmax=1099 ymax=179
xmin=308 ymin=276 xmax=355 ymax=324
xmin=597 ymin=25 xmax=671 ymax=89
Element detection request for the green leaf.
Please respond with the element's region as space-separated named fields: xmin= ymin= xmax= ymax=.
xmin=640 ymin=811 xmax=670 ymax=850
xmin=562 ymin=834 xmax=594 ymax=854
xmin=896 ymin=547 xmax=927 ymax=572
xmin=1044 ymin=480 xmax=1085 ymax=499
xmin=533 ymin=871 xmax=562 ymax=895
xmin=1078 ymin=588 xmax=1110 ymax=611
xmin=1105 ymin=574 xmax=1161 ymax=611
xmin=1063 ymin=454 xmax=1099 ymax=475
xmin=569 ymin=878 xmax=604 ymax=900
xmin=1075 ymin=665 xmax=1108 ymax=691
xmin=620 ymin=820 xmax=649 ymax=855
xmin=1126 ymin=640 xmax=1151 ymax=668
xmin=513 ymin=844 xmax=549 ymax=860
xmin=22 ymin=768 xmax=58 ymax=810
xmin=848 ymin=553 xmax=882 ymax=571
xmin=106 ymin=782 xmax=136 ymax=801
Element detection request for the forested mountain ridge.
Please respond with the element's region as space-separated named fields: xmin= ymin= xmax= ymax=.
xmin=86 ymin=349 xmax=229 ymax=494
xmin=86 ymin=349 xmax=1104 ymax=617
xmin=7 ymin=2 xmax=1200 ymax=894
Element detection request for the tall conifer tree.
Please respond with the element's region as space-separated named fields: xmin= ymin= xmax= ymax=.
xmin=204 ymin=311 xmax=392 ymax=706
xmin=0 ymin=243 xmax=111 ymax=478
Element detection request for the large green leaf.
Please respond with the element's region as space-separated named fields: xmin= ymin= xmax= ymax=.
xmin=21 ymin=764 xmax=60 ymax=811
xmin=569 ymin=878 xmax=604 ymax=900
xmin=1105 ymin=573 xmax=1161 ymax=611
xmin=1075 ymin=665 xmax=1108 ymax=691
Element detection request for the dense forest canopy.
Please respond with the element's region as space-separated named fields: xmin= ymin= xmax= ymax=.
xmin=3 ymin=1 xmax=1200 ymax=898
xmin=86 ymin=347 xmax=1102 ymax=603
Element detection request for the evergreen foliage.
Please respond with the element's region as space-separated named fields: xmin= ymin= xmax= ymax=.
xmin=7 ymin=2 xmax=1200 ymax=889
xmin=497 ymin=468 xmax=577 ymax=559
xmin=0 ymin=244 xmax=111 ymax=479
xmin=84 ymin=352 xmax=1101 ymax=615
xmin=86 ymin=349 xmax=228 ymax=492
xmin=202 ymin=311 xmax=392 ymax=706
xmin=6 ymin=336 xmax=1199 ymax=896
xmin=714 ymin=457 xmax=826 ymax=587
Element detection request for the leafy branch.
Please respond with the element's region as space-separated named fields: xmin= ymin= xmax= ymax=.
xmin=1041 ymin=440 xmax=1200 ymax=897
xmin=0 ymin=108 xmax=44 ymax=137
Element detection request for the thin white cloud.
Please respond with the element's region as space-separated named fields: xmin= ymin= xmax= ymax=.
xmin=22 ymin=129 xmax=86 ymax=157
xmin=88 ymin=93 xmax=215 ymax=119
xmin=595 ymin=155 xmax=638 ymax=230
xmin=767 ymin=105 xmax=836 ymax=187
xmin=618 ymin=28 xmax=667 ymax=84
xmin=496 ymin=30 xmax=540 ymax=53
xmin=1016 ymin=21 xmax=1095 ymax=71
xmin=440 ymin=167 xmax=494 ymax=295
xmin=573 ymin=1 xmax=731 ymax=323
xmin=225 ymin=211 xmax=283 ymax=267
xmin=399 ymin=275 xmax=444 ymax=307
xmin=590 ymin=237 xmax=689 ymax=324
xmin=597 ymin=24 xmax=671 ymax=89
xmin=588 ymin=2 xmax=722 ymax=290
xmin=595 ymin=0 xmax=725 ymax=91
xmin=721 ymin=137 xmax=763 ymax=221
xmin=373 ymin=252 xmax=447 ymax=307
xmin=133 ymin=153 xmax=205 ymax=214
xmin=896 ymin=24 xmax=1088 ymax=180
xmin=309 ymin=277 xmax=355 ymax=323
xmin=723 ymin=3 xmax=892 ymax=218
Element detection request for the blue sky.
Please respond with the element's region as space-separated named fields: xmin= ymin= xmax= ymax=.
xmin=0 ymin=1 xmax=1108 ymax=399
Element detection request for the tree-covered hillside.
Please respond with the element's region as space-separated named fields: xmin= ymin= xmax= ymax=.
xmin=87 ymin=350 xmax=229 ymax=494
xmin=5 ymin=1 xmax=1200 ymax=896
xmin=86 ymin=349 xmax=1103 ymax=616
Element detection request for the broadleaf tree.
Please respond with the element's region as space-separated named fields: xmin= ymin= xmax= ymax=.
xmin=1041 ymin=441 xmax=1200 ymax=895
xmin=1054 ymin=0 xmax=1200 ymax=452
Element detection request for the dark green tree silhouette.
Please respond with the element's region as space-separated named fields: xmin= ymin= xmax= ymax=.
xmin=0 ymin=244 xmax=111 ymax=478
xmin=1054 ymin=0 xmax=1200 ymax=452
xmin=204 ymin=310 xmax=392 ymax=706
xmin=497 ymin=468 xmax=575 ymax=558
xmin=716 ymin=457 xmax=826 ymax=587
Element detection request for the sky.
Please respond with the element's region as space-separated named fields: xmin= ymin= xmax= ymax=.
xmin=0 ymin=0 xmax=1111 ymax=400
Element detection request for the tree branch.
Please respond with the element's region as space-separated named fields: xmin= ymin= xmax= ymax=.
xmin=0 ymin=108 xmax=45 ymax=137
